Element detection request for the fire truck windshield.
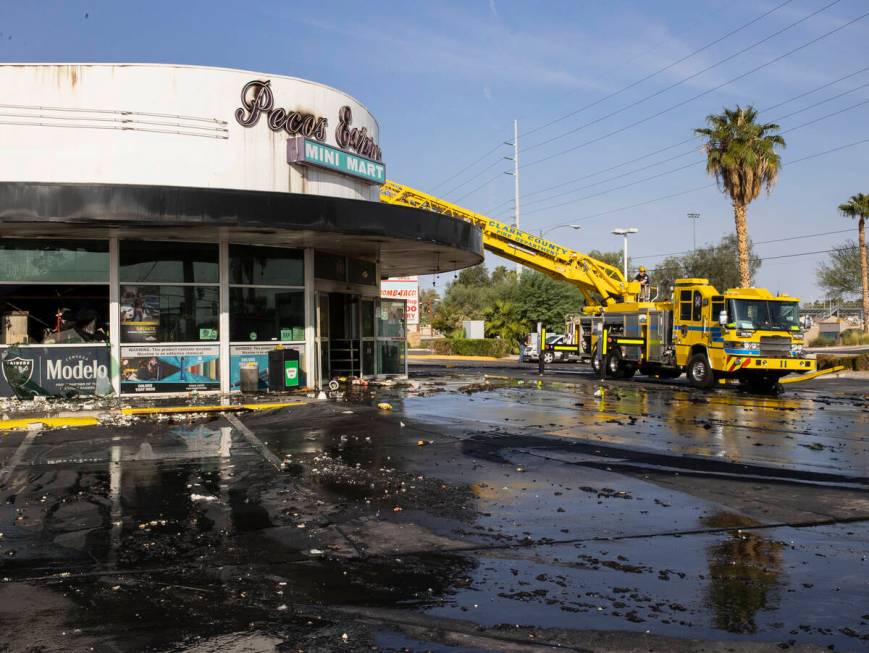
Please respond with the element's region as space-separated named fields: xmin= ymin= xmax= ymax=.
xmin=727 ymin=299 xmax=800 ymax=331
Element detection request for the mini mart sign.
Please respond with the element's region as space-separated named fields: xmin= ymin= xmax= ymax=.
xmin=287 ymin=136 xmax=385 ymax=185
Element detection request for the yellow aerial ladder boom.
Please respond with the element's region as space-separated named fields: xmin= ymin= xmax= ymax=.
xmin=379 ymin=180 xmax=631 ymax=305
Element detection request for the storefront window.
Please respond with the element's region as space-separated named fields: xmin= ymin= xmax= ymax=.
xmin=229 ymin=288 xmax=304 ymax=342
xmin=315 ymin=253 xmax=346 ymax=282
xmin=377 ymin=341 xmax=405 ymax=375
xmin=0 ymin=239 xmax=108 ymax=282
xmin=316 ymin=253 xmax=376 ymax=285
xmin=120 ymin=285 xmax=218 ymax=343
xmin=378 ymin=300 xmax=406 ymax=338
xmin=0 ymin=284 xmax=109 ymax=345
xmin=349 ymin=259 xmax=376 ymax=285
xmin=361 ymin=300 xmax=375 ymax=338
xmin=120 ymin=241 xmax=218 ymax=284
xmin=376 ymin=299 xmax=406 ymax=375
xmin=229 ymin=245 xmax=303 ymax=286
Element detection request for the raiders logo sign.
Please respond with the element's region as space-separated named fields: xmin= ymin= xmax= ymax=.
xmin=2 ymin=355 xmax=35 ymax=387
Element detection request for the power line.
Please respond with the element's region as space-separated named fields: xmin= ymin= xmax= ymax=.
xmin=488 ymin=64 xmax=869 ymax=214
xmin=567 ymin=136 xmax=869 ymax=223
xmin=432 ymin=0 xmax=761 ymax=197
xmin=763 ymin=64 xmax=869 ymax=113
xmin=779 ymin=97 xmax=869 ymax=134
xmin=509 ymin=144 xmax=698 ymax=209
xmin=523 ymin=0 xmax=841 ymax=154
xmin=646 ymin=247 xmax=837 ymax=273
xmin=522 ymin=7 xmax=869 ymax=170
xmin=634 ymin=228 xmax=854 ymax=261
xmin=525 ymin=160 xmax=703 ymax=215
xmin=523 ymin=100 xmax=869 ymax=216
xmin=453 ymin=171 xmax=508 ymax=203
xmin=441 ymin=7 xmax=867 ymax=211
xmin=520 ymin=0 xmax=797 ymax=142
xmin=429 ymin=141 xmax=506 ymax=193
xmin=785 ymin=135 xmax=869 ymax=165
xmin=441 ymin=159 xmax=504 ymax=197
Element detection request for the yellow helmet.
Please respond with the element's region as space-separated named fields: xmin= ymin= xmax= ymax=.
xmin=639 ymin=266 xmax=647 ymax=273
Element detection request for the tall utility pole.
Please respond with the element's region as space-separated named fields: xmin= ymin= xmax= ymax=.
xmin=505 ymin=120 xmax=521 ymax=275
xmin=687 ymin=213 xmax=700 ymax=252
xmin=513 ymin=119 xmax=520 ymax=235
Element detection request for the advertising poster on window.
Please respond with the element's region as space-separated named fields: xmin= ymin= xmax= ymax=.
xmin=120 ymin=345 xmax=219 ymax=393
xmin=0 ymin=345 xmax=111 ymax=398
xmin=120 ymin=285 xmax=160 ymax=342
xmin=380 ymin=276 xmax=418 ymax=325
xmin=229 ymin=344 xmax=304 ymax=391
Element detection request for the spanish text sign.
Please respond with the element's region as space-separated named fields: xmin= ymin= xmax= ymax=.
xmin=380 ymin=276 xmax=419 ymax=325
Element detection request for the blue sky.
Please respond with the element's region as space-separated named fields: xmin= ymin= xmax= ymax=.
xmin=2 ymin=0 xmax=867 ymax=300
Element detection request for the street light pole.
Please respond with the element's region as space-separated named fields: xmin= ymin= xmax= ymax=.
xmin=612 ymin=228 xmax=639 ymax=279
xmin=540 ymin=224 xmax=582 ymax=238
xmin=687 ymin=213 xmax=700 ymax=252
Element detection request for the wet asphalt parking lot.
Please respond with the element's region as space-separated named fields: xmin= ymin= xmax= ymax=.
xmin=0 ymin=363 xmax=867 ymax=652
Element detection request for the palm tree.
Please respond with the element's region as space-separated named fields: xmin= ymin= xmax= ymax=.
xmin=695 ymin=106 xmax=785 ymax=287
xmin=484 ymin=299 xmax=525 ymax=343
xmin=837 ymin=193 xmax=869 ymax=333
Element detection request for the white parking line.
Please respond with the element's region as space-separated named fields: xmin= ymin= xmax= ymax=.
xmin=225 ymin=414 xmax=283 ymax=470
xmin=0 ymin=430 xmax=40 ymax=486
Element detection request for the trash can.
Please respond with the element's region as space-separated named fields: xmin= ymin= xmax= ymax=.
xmin=239 ymin=361 xmax=259 ymax=393
xmin=268 ymin=348 xmax=300 ymax=391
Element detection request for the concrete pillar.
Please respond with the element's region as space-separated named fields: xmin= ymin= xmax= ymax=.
xmin=304 ymin=248 xmax=316 ymax=389
xmin=219 ymin=239 xmax=230 ymax=394
xmin=108 ymin=237 xmax=121 ymax=396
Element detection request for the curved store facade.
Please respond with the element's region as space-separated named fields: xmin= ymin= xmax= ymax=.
xmin=0 ymin=63 xmax=481 ymax=397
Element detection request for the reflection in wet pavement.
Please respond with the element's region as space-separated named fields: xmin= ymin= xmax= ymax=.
xmin=427 ymin=523 xmax=868 ymax=648
xmin=403 ymin=380 xmax=869 ymax=477
xmin=706 ymin=527 xmax=783 ymax=634
xmin=1 ymin=371 xmax=868 ymax=651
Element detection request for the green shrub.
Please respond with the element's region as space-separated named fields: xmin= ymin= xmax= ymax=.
xmin=426 ymin=338 xmax=512 ymax=358
xmin=841 ymin=329 xmax=869 ymax=346
xmin=809 ymin=330 xmax=869 ymax=347
xmin=817 ymin=353 xmax=869 ymax=371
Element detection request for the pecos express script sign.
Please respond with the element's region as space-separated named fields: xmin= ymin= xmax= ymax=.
xmin=234 ymin=80 xmax=383 ymax=169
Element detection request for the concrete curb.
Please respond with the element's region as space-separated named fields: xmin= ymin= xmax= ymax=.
xmin=0 ymin=400 xmax=306 ymax=433
xmin=408 ymin=354 xmax=509 ymax=362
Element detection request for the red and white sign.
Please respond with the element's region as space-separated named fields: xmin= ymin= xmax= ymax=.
xmin=380 ymin=276 xmax=419 ymax=325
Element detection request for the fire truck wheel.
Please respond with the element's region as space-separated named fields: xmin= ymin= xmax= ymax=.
xmin=542 ymin=350 xmax=555 ymax=364
xmin=687 ymin=353 xmax=714 ymax=389
xmin=591 ymin=346 xmax=601 ymax=374
xmin=605 ymin=350 xmax=624 ymax=379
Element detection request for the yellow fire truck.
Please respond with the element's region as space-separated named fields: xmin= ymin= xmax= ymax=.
xmin=380 ymin=181 xmax=816 ymax=392
xmin=586 ymin=281 xmax=813 ymax=392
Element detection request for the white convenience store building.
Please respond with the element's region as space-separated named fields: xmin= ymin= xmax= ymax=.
xmin=0 ymin=63 xmax=481 ymax=397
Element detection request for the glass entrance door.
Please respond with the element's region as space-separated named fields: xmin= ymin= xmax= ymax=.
xmin=315 ymin=292 xmax=329 ymax=388
xmin=327 ymin=293 xmax=360 ymax=378
xmin=361 ymin=299 xmax=375 ymax=376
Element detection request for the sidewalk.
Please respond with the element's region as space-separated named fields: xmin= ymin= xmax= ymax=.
xmin=0 ymin=393 xmax=310 ymax=432
xmin=408 ymin=353 xmax=515 ymax=362
xmin=806 ymin=344 xmax=869 ymax=355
